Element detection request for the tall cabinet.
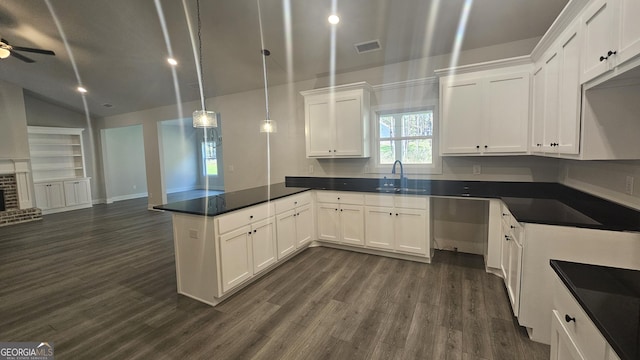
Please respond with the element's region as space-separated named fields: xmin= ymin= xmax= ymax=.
xmin=28 ymin=126 xmax=92 ymax=214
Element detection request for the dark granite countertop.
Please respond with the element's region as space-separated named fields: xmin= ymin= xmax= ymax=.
xmin=154 ymin=183 xmax=309 ymax=217
xmin=285 ymin=176 xmax=640 ymax=232
xmin=550 ymin=260 xmax=640 ymax=360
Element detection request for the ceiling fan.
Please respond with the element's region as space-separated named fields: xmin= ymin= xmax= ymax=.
xmin=0 ymin=38 xmax=55 ymax=63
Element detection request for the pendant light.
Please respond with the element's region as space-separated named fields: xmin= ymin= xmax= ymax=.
xmin=192 ymin=0 xmax=218 ymax=128
xmin=257 ymin=0 xmax=276 ymax=133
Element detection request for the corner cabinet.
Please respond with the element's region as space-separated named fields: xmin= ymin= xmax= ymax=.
xmin=301 ymin=82 xmax=371 ymax=158
xmin=439 ymin=63 xmax=531 ymax=155
xmin=28 ymin=126 xmax=92 ymax=214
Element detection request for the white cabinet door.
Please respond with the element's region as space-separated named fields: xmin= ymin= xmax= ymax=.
xmin=531 ymin=65 xmax=546 ymax=152
xmin=251 ymin=218 xmax=277 ymax=274
xmin=581 ymin=0 xmax=617 ymax=83
xmin=617 ymin=0 xmax=640 ymax=65
xmin=550 ymin=310 xmax=586 ymax=360
xmin=483 ymin=73 xmax=529 ymax=153
xmin=34 ymin=183 xmax=50 ymax=210
xmin=543 ymin=51 xmax=560 ymax=152
xmin=295 ymin=204 xmax=313 ymax=247
xmin=395 ymin=208 xmax=428 ymax=255
xmin=364 ymin=207 xmax=395 ymax=250
xmin=557 ymin=28 xmax=582 ymax=155
xmin=317 ymin=203 xmax=339 ymax=242
xmin=64 ymin=180 xmax=90 ymax=206
xmin=276 ymin=210 xmax=296 ymax=259
xmin=506 ymin=236 xmax=523 ymax=315
xmin=340 ymin=204 xmax=365 ymax=246
xmin=500 ymin=228 xmax=510 ymax=280
xmin=219 ymin=226 xmax=253 ymax=293
xmin=306 ymin=99 xmax=333 ymax=156
xmin=441 ymin=79 xmax=483 ymax=154
xmin=48 ymin=182 xmax=66 ymax=209
xmin=334 ymin=96 xmax=362 ymax=156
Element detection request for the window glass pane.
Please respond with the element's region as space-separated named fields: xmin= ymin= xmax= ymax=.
xmin=379 ymin=140 xmax=395 ymax=164
xmin=401 ymin=139 xmax=432 ymax=164
xmin=204 ymin=142 xmax=218 ymax=176
xmin=379 ymin=115 xmax=394 ymax=139
xmin=401 ymin=112 xmax=433 ymax=137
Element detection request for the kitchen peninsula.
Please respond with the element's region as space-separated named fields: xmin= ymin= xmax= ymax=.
xmin=157 ymin=177 xmax=640 ymax=345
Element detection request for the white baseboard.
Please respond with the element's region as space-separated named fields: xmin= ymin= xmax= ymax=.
xmin=108 ymin=192 xmax=148 ymax=203
xmin=92 ymin=198 xmax=106 ymax=205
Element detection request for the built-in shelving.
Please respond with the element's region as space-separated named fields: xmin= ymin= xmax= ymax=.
xmin=27 ymin=126 xmax=92 ymax=214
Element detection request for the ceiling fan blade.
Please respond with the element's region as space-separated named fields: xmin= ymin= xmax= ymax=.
xmin=10 ymin=51 xmax=35 ymax=63
xmin=11 ymin=46 xmax=55 ymax=56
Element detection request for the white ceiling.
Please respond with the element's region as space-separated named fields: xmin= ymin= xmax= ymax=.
xmin=0 ymin=0 xmax=569 ymax=118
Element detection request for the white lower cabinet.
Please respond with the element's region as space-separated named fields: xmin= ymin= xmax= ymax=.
xmin=551 ymin=275 xmax=622 ymax=360
xmin=34 ymin=182 xmax=65 ymax=210
xmin=217 ymin=202 xmax=277 ymax=294
xmin=364 ymin=194 xmax=430 ymax=256
xmin=316 ymin=192 xmax=365 ymax=246
xmin=276 ymin=204 xmax=312 ymax=259
xmin=35 ymin=178 xmax=92 ymax=214
xmin=499 ymin=204 xmax=523 ymax=316
xmin=63 ymin=179 xmax=92 ymax=206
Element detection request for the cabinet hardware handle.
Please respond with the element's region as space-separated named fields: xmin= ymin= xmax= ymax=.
xmin=333 ymin=150 xmax=337 ymax=152
xmin=248 ymin=232 xmax=252 ymax=235
xmin=335 ymin=208 xmax=338 ymax=211
xmin=328 ymin=150 xmax=332 ymax=152
xmin=340 ymin=209 xmax=343 ymax=212
xmin=297 ymin=213 xmax=300 ymax=216
xmin=484 ymin=145 xmax=488 ymax=149
xmin=254 ymin=229 xmax=257 ymax=233
xmin=565 ymin=315 xmax=576 ymax=323
xmin=476 ymin=145 xmax=480 ymax=149
xmin=607 ymin=50 xmax=617 ymax=56
xmin=510 ymin=225 xmax=515 ymax=229
xmin=502 ymin=213 xmax=508 ymax=216
xmin=294 ymin=201 xmax=297 ymax=204
xmin=600 ymin=55 xmax=608 ymax=62
xmin=250 ymin=215 xmax=254 ymax=219
xmin=505 ymin=235 xmax=510 ymax=241
xmin=389 ymin=212 xmax=392 ymax=216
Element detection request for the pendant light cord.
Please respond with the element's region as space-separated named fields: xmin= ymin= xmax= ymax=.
xmin=257 ymin=0 xmax=270 ymax=121
xmin=196 ymin=0 xmax=206 ymax=111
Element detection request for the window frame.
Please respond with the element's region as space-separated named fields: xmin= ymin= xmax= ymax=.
xmin=201 ymin=140 xmax=219 ymax=177
xmin=370 ymin=104 xmax=442 ymax=175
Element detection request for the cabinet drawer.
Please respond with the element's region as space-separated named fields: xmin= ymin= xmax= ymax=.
xmin=316 ymin=191 xmax=364 ymax=205
xmin=365 ymin=194 xmax=394 ymax=207
xmin=553 ymin=276 xmax=607 ymax=360
xmin=274 ymin=192 xmax=311 ymax=214
xmin=217 ymin=203 xmax=275 ymax=234
xmin=394 ymin=195 xmax=428 ymax=209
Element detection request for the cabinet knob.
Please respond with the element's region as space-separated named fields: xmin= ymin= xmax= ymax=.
xmin=337 ymin=197 xmax=340 ymax=200
xmin=395 ymin=213 xmax=399 ymax=216
xmin=254 ymin=229 xmax=257 ymax=233
xmin=505 ymin=235 xmax=510 ymax=241
xmin=248 ymin=231 xmax=252 ymax=235
xmin=333 ymin=150 xmax=337 ymax=152
xmin=536 ymin=143 xmax=541 ymax=147
xmin=328 ymin=150 xmax=332 ymax=153
xmin=389 ymin=212 xmax=392 ymax=216
xmin=476 ymin=145 xmax=480 ymax=149
xmin=484 ymin=145 xmax=488 ymax=149
xmin=297 ymin=213 xmax=300 ymax=216
xmin=510 ymin=225 xmax=515 ymax=229
xmin=502 ymin=213 xmax=508 ymax=216
xmin=565 ymin=314 xmax=576 ymax=323
xmin=340 ymin=209 xmax=343 ymax=212
xmin=607 ymin=50 xmax=617 ymax=56
xmin=250 ymin=215 xmax=254 ymax=219
xmin=600 ymin=55 xmax=608 ymax=62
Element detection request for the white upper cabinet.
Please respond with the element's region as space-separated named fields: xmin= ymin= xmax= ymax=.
xmin=440 ymin=64 xmax=530 ymax=156
xmin=532 ymin=23 xmax=582 ymax=155
xmin=581 ymin=0 xmax=640 ymax=84
xmin=301 ymin=82 xmax=371 ymax=158
xmin=581 ymin=0 xmax=617 ymax=83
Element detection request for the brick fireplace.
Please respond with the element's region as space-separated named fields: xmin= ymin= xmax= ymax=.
xmin=0 ymin=167 xmax=42 ymax=227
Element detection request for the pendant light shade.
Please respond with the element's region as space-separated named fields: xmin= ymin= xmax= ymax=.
xmin=0 ymin=48 xmax=10 ymax=59
xmin=193 ymin=110 xmax=218 ymax=128
xmin=260 ymin=119 xmax=277 ymax=133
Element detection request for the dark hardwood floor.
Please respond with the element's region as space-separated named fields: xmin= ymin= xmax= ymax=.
xmin=0 ymin=198 xmax=549 ymax=359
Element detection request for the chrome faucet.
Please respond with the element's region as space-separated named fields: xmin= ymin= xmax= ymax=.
xmin=391 ymin=160 xmax=406 ymax=189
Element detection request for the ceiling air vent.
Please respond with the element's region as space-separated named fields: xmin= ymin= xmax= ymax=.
xmin=354 ymin=40 xmax=381 ymax=54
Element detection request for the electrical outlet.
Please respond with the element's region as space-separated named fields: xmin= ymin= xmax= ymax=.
xmin=626 ymin=176 xmax=634 ymax=195
xmin=132 ymin=184 xmax=137 ymax=190
xmin=473 ymin=164 xmax=481 ymax=175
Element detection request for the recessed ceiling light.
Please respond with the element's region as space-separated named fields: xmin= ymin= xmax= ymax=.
xmin=77 ymin=86 xmax=87 ymax=93
xmin=328 ymin=14 xmax=340 ymax=25
xmin=167 ymin=57 xmax=178 ymax=66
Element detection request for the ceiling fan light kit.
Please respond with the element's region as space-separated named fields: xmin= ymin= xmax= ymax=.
xmin=0 ymin=38 xmax=55 ymax=62
xmin=0 ymin=48 xmax=10 ymax=59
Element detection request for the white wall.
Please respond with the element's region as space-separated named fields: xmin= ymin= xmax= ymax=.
xmin=560 ymin=160 xmax=640 ymax=210
xmin=159 ymin=119 xmax=199 ymax=193
xmin=0 ymin=80 xmax=30 ymax=160
xmin=102 ymin=125 xmax=148 ymax=202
